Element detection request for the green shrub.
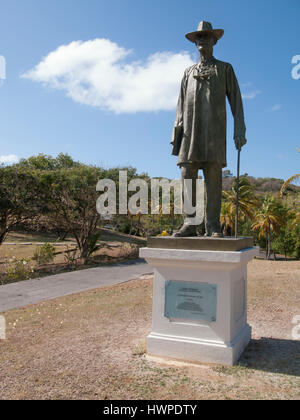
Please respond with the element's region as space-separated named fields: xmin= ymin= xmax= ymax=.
xmin=32 ymin=243 xmax=55 ymax=265
xmin=5 ymin=258 xmax=34 ymax=282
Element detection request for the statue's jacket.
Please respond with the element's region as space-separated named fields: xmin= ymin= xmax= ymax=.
xmin=171 ymin=57 xmax=246 ymax=168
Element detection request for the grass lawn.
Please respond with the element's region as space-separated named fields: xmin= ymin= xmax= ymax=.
xmin=0 ymin=259 xmax=299 ymax=400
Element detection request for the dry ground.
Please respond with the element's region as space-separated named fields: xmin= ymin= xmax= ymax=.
xmin=0 ymin=242 xmax=137 ymax=269
xmin=5 ymin=229 xmax=146 ymax=245
xmin=0 ymin=230 xmax=146 ymax=283
xmin=0 ymin=259 xmax=299 ymax=400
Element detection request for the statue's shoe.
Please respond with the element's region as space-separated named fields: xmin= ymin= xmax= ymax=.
xmin=204 ymin=230 xmax=223 ymax=238
xmin=212 ymin=231 xmax=223 ymax=238
xmin=172 ymin=224 xmax=197 ymax=237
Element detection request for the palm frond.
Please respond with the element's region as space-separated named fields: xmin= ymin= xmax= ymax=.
xmin=280 ymin=174 xmax=300 ymax=198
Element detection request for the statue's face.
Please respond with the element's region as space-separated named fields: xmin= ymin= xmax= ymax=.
xmin=195 ymin=33 xmax=215 ymax=53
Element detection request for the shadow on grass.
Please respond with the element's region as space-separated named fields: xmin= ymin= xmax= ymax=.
xmin=239 ymin=337 xmax=300 ymax=377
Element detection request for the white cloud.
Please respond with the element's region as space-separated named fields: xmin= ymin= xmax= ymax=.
xmin=242 ymin=90 xmax=261 ymax=100
xmin=0 ymin=154 xmax=19 ymax=164
xmin=271 ymin=104 xmax=282 ymax=111
xmin=22 ymin=39 xmax=194 ymax=113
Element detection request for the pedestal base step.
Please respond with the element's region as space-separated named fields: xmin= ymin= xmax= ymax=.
xmin=147 ymin=325 xmax=251 ymax=366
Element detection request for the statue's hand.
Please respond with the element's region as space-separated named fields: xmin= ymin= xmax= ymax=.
xmin=234 ymin=136 xmax=247 ymax=151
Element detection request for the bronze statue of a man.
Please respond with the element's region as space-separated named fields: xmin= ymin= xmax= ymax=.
xmin=171 ymin=21 xmax=246 ymax=237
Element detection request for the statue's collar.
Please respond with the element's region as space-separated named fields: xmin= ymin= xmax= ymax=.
xmin=197 ymin=56 xmax=216 ymax=67
xmin=193 ymin=57 xmax=216 ymax=80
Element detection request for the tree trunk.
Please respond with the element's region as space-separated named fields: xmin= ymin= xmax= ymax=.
xmin=267 ymin=223 xmax=271 ymax=260
xmin=0 ymin=228 xmax=8 ymax=246
xmin=73 ymin=231 xmax=89 ymax=265
xmin=80 ymin=243 xmax=90 ymax=265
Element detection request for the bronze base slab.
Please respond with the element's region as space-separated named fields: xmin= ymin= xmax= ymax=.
xmin=147 ymin=236 xmax=254 ymax=252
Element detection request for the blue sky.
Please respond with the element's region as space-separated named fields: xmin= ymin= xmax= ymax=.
xmin=0 ymin=0 xmax=299 ymax=181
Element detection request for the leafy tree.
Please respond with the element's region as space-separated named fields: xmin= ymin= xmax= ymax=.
xmin=18 ymin=154 xmax=56 ymax=170
xmin=19 ymin=153 xmax=80 ymax=170
xmin=2 ymin=154 xmax=81 ymax=240
xmin=39 ymin=165 xmax=102 ymax=264
xmin=0 ymin=166 xmax=41 ymax=245
xmin=272 ymin=228 xmax=296 ymax=260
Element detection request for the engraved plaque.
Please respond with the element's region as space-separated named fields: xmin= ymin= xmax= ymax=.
xmin=165 ymin=281 xmax=217 ymax=322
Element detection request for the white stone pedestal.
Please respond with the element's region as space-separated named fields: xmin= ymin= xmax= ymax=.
xmin=140 ymin=246 xmax=259 ymax=366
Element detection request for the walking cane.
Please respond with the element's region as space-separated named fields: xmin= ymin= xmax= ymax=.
xmin=235 ymin=147 xmax=241 ymax=238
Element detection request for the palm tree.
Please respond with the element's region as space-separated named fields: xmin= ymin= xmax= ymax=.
xmin=220 ymin=201 xmax=234 ymax=236
xmin=280 ymin=174 xmax=300 ymax=198
xmin=280 ymin=148 xmax=300 ymax=253
xmin=221 ymin=177 xmax=258 ymax=236
xmin=252 ymin=195 xmax=285 ymax=260
xmin=280 ymin=148 xmax=300 ymax=198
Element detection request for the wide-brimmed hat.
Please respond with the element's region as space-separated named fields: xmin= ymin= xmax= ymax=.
xmin=185 ymin=21 xmax=224 ymax=44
